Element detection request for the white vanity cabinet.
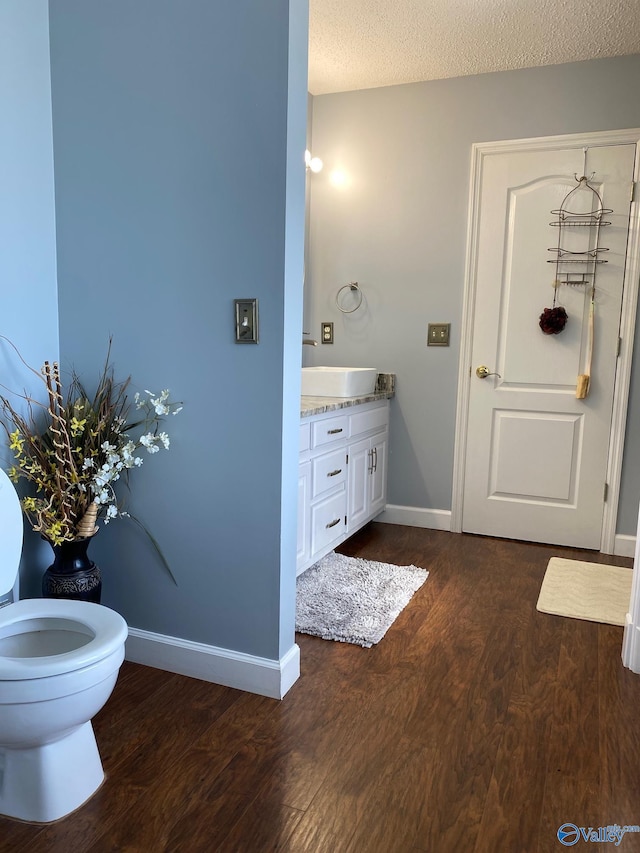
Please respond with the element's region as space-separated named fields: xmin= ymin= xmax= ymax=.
xmin=297 ymin=399 xmax=389 ymax=576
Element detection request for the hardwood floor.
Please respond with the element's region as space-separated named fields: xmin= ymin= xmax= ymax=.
xmin=2 ymin=523 xmax=640 ymax=852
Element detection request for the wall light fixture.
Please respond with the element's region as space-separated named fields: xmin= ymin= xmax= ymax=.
xmin=305 ymin=149 xmax=323 ymax=173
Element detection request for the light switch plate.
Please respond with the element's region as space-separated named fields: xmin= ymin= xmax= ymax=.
xmin=234 ymin=299 xmax=259 ymax=343
xmin=428 ymin=323 xmax=450 ymax=346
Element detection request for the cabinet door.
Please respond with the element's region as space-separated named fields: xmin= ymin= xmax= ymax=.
xmin=297 ymin=461 xmax=311 ymax=574
xmin=347 ymin=437 xmax=371 ymax=532
xmin=370 ymin=433 xmax=388 ymax=517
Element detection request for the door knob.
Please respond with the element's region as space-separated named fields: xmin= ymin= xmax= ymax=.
xmin=476 ymin=365 xmax=501 ymax=379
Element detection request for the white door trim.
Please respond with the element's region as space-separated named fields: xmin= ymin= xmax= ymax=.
xmin=452 ymin=128 xmax=640 ymax=553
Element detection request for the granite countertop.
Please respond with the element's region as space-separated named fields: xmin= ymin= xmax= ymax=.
xmin=300 ymin=373 xmax=395 ymax=418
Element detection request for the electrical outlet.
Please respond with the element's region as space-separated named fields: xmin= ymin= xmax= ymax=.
xmin=427 ymin=323 xmax=450 ymax=346
xmin=321 ymin=322 xmax=334 ymax=344
xmin=234 ymin=299 xmax=259 ymax=343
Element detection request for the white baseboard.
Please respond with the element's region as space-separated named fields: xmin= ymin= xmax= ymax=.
xmin=125 ymin=628 xmax=300 ymax=700
xmin=378 ymin=508 xmax=635 ymax=557
xmin=377 ymin=504 xmax=452 ymax=531
xmin=614 ymin=534 xmax=637 ymax=559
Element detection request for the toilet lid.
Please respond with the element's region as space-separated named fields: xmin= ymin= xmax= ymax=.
xmin=0 ymin=599 xmax=128 ymax=680
xmin=0 ymin=468 xmax=23 ymax=597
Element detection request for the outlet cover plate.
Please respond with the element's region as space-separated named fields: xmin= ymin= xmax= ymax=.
xmin=321 ymin=322 xmax=334 ymax=344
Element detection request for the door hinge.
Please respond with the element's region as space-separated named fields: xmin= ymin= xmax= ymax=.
xmin=604 ymin=482 xmax=609 ymax=502
xmin=617 ymin=337 xmax=622 ymax=357
xmin=346 ymin=453 xmax=349 ymax=465
xmin=631 ymin=181 xmax=638 ymax=203
xmin=344 ymin=515 xmax=347 ymax=525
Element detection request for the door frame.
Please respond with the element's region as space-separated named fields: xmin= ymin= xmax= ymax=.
xmin=451 ymin=129 xmax=640 ymax=554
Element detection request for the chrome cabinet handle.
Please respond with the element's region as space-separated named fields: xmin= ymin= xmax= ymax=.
xmin=372 ymin=447 xmax=378 ymax=472
xmin=327 ymin=427 xmax=343 ymax=435
xmin=367 ymin=449 xmax=373 ymax=474
xmin=327 ymin=469 xmax=342 ymax=477
xmin=326 ymin=518 xmax=340 ymax=529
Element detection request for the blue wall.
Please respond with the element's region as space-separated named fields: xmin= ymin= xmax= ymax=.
xmin=47 ymin=0 xmax=307 ymax=660
xmin=0 ymin=0 xmax=58 ymax=433
xmin=0 ymin=0 xmax=59 ymax=597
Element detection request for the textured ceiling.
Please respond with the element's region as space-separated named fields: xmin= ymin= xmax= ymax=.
xmin=308 ymin=0 xmax=640 ymax=95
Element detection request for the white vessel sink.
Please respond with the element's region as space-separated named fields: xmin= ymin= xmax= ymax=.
xmin=301 ymin=366 xmax=377 ymax=398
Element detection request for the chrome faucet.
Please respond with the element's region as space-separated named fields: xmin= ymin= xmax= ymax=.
xmin=302 ymin=332 xmax=318 ymax=346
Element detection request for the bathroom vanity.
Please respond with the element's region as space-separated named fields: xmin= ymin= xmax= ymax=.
xmin=297 ymin=377 xmax=394 ymax=576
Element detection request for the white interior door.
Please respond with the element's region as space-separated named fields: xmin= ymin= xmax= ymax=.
xmin=462 ymin=142 xmax=636 ymax=549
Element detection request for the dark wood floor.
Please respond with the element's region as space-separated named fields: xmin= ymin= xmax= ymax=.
xmin=2 ymin=523 xmax=640 ymax=852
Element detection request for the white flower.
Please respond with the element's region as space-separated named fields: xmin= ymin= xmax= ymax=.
xmin=172 ymin=406 xmax=183 ymax=415
xmin=103 ymin=503 xmax=118 ymax=524
xmin=158 ymin=432 xmax=170 ymax=449
xmin=134 ymin=457 xmax=143 ymax=467
xmin=151 ymin=390 xmax=170 ymax=416
xmin=139 ymin=433 xmax=155 ymax=448
xmin=82 ymin=458 xmax=95 ymax=470
xmin=121 ymin=441 xmax=136 ymax=467
xmin=101 ymin=441 xmax=116 ymax=453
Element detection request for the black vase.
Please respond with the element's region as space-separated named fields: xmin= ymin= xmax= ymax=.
xmin=42 ymin=536 xmax=102 ymax=603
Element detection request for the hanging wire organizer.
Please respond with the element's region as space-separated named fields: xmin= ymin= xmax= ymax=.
xmin=547 ymin=173 xmax=612 ymax=288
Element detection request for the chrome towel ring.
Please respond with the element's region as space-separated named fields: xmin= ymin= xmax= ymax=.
xmin=336 ymin=282 xmax=363 ymax=314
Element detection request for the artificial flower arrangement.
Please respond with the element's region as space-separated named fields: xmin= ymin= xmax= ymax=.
xmin=0 ymin=337 xmax=181 ymax=578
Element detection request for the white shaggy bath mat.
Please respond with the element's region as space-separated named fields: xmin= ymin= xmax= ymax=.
xmin=537 ymin=557 xmax=632 ymax=626
xmin=296 ymin=551 xmax=428 ymax=647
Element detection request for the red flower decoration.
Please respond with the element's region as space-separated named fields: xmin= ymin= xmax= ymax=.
xmin=539 ymin=306 xmax=568 ymax=335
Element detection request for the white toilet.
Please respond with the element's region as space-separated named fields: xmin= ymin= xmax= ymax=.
xmin=0 ymin=467 xmax=128 ymax=823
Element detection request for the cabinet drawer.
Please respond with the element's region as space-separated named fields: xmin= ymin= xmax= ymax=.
xmin=311 ymin=490 xmax=347 ymax=555
xmin=350 ymin=404 xmax=387 ymax=438
xmin=312 ymin=447 xmax=347 ymax=499
xmin=299 ymin=422 xmax=310 ymax=452
xmin=311 ymin=414 xmax=349 ymax=449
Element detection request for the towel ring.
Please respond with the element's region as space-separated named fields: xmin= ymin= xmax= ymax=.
xmin=336 ymin=282 xmax=363 ymax=314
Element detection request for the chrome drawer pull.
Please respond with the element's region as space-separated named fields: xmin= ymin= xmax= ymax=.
xmin=326 ymin=518 xmax=341 ymax=529
xmin=327 ymin=428 xmax=343 ymax=435
xmin=327 ymin=468 xmax=342 ymax=477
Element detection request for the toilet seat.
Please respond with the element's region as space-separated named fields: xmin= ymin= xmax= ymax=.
xmin=0 ymin=599 xmax=128 ymax=680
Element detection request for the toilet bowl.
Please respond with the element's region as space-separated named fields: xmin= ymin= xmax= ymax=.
xmin=0 ymin=467 xmax=128 ymax=823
